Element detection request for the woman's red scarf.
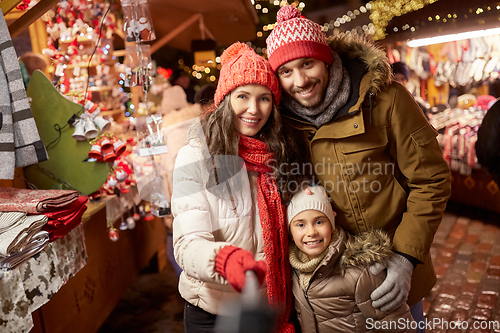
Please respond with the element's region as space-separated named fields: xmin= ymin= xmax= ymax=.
xmin=238 ymin=135 xmax=294 ymax=333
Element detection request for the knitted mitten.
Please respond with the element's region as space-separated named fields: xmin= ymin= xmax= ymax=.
xmin=215 ymin=245 xmax=266 ymax=292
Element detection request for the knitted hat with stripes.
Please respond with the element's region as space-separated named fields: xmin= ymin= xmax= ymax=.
xmin=266 ymin=5 xmax=333 ymax=72
xmin=214 ymin=42 xmax=280 ymax=107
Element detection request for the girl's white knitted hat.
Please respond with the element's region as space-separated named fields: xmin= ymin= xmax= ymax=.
xmin=287 ymin=184 xmax=336 ymax=228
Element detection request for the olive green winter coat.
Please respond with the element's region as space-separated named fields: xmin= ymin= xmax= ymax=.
xmin=281 ymin=35 xmax=451 ymax=306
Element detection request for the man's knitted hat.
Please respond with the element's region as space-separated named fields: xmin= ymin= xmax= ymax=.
xmin=266 ymin=5 xmax=333 ymax=72
xmin=287 ymin=185 xmax=336 ymax=228
xmin=214 ymin=42 xmax=280 ymax=107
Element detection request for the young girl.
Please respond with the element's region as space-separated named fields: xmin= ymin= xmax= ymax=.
xmin=171 ymin=42 xmax=304 ymax=333
xmin=288 ymin=185 xmax=415 ymax=333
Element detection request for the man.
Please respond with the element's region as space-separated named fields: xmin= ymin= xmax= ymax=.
xmin=391 ymin=61 xmax=411 ymax=86
xmin=391 ymin=61 xmax=430 ymax=118
xmin=266 ymin=6 xmax=451 ymax=331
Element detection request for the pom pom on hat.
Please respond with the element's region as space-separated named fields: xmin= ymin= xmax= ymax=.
xmin=287 ymin=185 xmax=336 ymax=228
xmin=277 ymin=5 xmax=301 ymax=23
xmin=266 ymin=5 xmax=333 ymax=72
xmin=214 ymin=42 xmax=280 ymax=107
xmin=220 ymin=42 xmax=251 ymax=66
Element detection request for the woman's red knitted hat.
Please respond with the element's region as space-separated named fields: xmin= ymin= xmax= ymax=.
xmin=214 ymin=42 xmax=280 ymax=107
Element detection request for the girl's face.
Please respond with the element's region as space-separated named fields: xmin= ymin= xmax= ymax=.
xmin=290 ymin=210 xmax=333 ymax=259
xmin=230 ymin=84 xmax=273 ymax=137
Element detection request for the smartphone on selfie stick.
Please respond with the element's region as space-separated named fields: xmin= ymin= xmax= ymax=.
xmin=215 ymin=270 xmax=275 ymax=333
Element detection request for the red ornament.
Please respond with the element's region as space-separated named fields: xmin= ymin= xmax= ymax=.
xmin=115 ymin=168 xmax=128 ymax=182
xmin=108 ymin=228 xmax=119 ymax=241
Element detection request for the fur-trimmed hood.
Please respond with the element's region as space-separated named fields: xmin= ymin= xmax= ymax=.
xmin=328 ymin=34 xmax=392 ymax=95
xmin=340 ymin=229 xmax=392 ymax=274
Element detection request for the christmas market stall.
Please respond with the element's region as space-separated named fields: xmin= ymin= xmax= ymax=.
xmin=0 ymin=0 xmax=258 ymax=332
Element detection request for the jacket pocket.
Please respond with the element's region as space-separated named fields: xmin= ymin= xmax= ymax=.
xmin=410 ymin=123 xmax=438 ymax=146
xmin=339 ymin=126 xmax=388 ymax=154
xmin=410 ymin=123 xmax=446 ymax=178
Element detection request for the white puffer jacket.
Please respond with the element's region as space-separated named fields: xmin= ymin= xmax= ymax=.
xmin=171 ymin=140 xmax=265 ymax=315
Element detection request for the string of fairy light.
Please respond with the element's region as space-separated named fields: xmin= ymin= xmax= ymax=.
xmin=179 ymin=0 xmax=377 ymax=83
xmin=369 ymin=0 xmax=439 ymax=40
xmin=249 ymin=1 xmax=375 ymax=56
xmin=177 ymin=0 xmax=500 ymax=83
xmin=387 ymin=4 xmax=500 ymax=40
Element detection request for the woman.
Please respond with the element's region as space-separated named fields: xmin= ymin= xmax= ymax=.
xmin=171 ymin=42 xmax=305 ymax=333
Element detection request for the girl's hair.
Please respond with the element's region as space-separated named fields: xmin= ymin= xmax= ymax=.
xmin=189 ymin=93 xmax=309 ymax=202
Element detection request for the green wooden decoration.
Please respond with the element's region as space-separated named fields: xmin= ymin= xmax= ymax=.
xmin=24 ymin=70 xmax=110 ymax=195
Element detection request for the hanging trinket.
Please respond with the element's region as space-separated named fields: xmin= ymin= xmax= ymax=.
xmin=132 ymin=205 xmax=141 ymax=221
xmin=143 ymin=202 xmax=154 ymax=221
xmin=138 ymin=204 xmax=146 ymax=217
xmin=108 ymin=227 xmax=119 ymax=241
xmin=126 ymin=216 xmax=136 ymax=229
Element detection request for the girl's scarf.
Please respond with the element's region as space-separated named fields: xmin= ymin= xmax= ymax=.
xmin=238 ymin=135 xmax=295 ymax=333
xmin=289 ymin=228 xmax=340 ymax=291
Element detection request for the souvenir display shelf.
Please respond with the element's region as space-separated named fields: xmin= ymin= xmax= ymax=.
xmin=29 ymin=192 xmax=167 ymax=333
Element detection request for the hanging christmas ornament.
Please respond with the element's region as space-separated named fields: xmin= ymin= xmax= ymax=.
xmin=143 ymin=202 xmax=154 ymax=221
xmin=108 ymin=227 xmax=119 ymax=241
xmin=138 ymin=204 xmax=146 ymax=217
xmin=126 ymin=216 xmax=136 ymax=229
xmin=115 ymin=168 xmax=128 ymax=182
xmin=119 ymin=221 xmax=128 ymax=230
xmin=107 ymin=176 xmax=118 ymax=187
xmin=132 ymin=205 xmax=141 ymax=220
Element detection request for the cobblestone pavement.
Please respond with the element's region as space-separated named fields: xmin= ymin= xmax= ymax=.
xmin=98 ymin=204 xmax=500 ymax=333
xmin=425 ymin=205 xmax=500 ymax=333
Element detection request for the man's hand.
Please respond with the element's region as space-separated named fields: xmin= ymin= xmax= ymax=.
xmin=369 ymin=252 xmax=413 ymax=312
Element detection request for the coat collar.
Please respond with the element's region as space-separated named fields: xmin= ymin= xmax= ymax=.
xmin=339 ymin=229 xmax=392 ymax=273
xmin=327 ymin=34 xmax=392 ymax=96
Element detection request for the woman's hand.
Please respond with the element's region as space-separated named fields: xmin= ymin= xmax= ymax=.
xmin=215 ymin=245 xmax=267 ymax=292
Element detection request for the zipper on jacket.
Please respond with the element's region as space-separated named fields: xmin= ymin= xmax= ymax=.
xmin=368 ymin=92 xmax=374 ymax=126
xmin=292 ymin=269 xmax=315 ymax=313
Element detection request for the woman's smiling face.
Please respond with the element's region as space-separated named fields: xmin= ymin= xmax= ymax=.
xmin=230 ymin=84 xmax=273 ymax=137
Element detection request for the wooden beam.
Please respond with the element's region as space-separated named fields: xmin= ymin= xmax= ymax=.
xmin=113 ymin=49 xmax=126 ymax=57
xmin=150 ymin=13 xmax=200 ymax=54
xmin=8 ymin=0 xmax=60 ymax=39
xmin=28 ymin=18 xmax=48 ymax=55
xmin=4 ymin=10 xmax=24 ymax=20
xmin=113 ymin=27 xmax=125 ymax=41
xmin=0 ymin=0 xmax=23 ymax=16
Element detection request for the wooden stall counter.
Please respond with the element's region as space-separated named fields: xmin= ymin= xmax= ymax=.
xmin=31 ymin=196 xmax=167 ymax=333
xmin=449 ymin=169 xmax=500 ymax=215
